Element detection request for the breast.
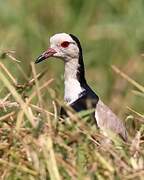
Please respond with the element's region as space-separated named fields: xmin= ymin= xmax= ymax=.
xmin=61 ymin=88 xmax=99 ymax=118
xmin=64 ymin=78 xmax=84 ymax=104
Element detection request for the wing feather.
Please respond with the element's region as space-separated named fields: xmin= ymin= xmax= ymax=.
xmin=95 ymin=100 xmax=127 ymax=141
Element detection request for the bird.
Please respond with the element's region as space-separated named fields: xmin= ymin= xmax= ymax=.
xmin=35 ymin=33 xmax=127 ymax=141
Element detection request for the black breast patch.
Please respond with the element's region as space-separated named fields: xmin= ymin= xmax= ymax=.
xmin=60 ymin=86 xmax=99 ymax=118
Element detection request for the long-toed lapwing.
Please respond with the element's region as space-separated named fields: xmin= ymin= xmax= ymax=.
xmin=35 ymin=33 xmax=127 ymax=141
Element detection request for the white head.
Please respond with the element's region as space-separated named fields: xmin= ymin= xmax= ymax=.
xmin=35 ymin=33 xmax=80 ymax=63
xmin=35 ymin=33 xmax=87 ymax=104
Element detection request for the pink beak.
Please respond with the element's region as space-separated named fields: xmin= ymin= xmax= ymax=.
xmin=35 ymin=48 xmax=56 ymax=64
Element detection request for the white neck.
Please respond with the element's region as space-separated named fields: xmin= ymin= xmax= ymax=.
xmin=64 ymin=58 xmax=84 ymax=104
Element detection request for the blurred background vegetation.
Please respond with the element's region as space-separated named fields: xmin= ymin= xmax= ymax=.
xmin=0 ymin=0 xmax=144 ymax=179
xmin=0 ymin=0 xmax=144 ymax=116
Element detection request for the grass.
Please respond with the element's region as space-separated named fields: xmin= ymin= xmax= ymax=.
xmin=0 ymin=0 xmax=144 ymax=179
xmin=0 ymin=48 xmax=144 ymax=180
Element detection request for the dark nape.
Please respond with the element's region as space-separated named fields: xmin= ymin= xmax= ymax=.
xmin=69 ymin=34 xmax=87 ymax=86
xmin=69 ymin=34 xmax=83 ymax=56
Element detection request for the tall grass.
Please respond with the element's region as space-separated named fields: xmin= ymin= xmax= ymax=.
xmin=0 ymin=0 xmax=144 ymax=179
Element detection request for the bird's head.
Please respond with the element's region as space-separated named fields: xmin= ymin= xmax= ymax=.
xmin=35 ymin=33 xmax=81 ymax=64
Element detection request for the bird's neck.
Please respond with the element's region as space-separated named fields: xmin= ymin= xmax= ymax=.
xmin=64 ymin=56 xmax=87 ymax=103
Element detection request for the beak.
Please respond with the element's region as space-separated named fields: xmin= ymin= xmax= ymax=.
xmin=35 ymin=48 xmax=57 ymax=64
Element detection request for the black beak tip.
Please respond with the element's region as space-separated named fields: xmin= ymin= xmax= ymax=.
xmin=35 ymin=55 xmax=44 ymax=64
xmin=35 ymin=59 xmax=39 ymax=64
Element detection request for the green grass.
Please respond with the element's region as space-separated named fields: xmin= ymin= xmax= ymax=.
xmin=0 ymin=0 xmax=144 ymax=179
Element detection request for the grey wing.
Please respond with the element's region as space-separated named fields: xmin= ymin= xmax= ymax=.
xmin=95 ymin=100 xmax=127 ymax=141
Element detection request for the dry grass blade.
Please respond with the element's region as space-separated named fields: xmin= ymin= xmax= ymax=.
xmin=132 ymin=90 xmax=144 ymax=98
xmin=2 ymin=93 xmax=11 ymax=101
xmin=39 ymin=135 xmax=61 ymax=180
xmin=127 ymin=106 xmax=144 ymax=119
xmin=14 ymin=63 xmax=29 ymax=81
xmin=31 ymin=62 xmax=43 ymax=107
xmin=0 ymin=70 xmax=36 ymax=128
xmin=16 ymin=78 xmax=53 ymax=130
xmin=28 ymin=70 xmax=47 ymax=85
xmin=24 ymin=79 xmax=54 ymax=105
xmin=52 ymin=100 xmax=58 ymax=122
xmin=56 ymin=155 xmax=77 ymax=178
xmin=130 ymin=131 xmax=141 ymax=157
xmin=124 ymin=170 xmax=144 ymax=179
xmin=108 ymin=148 xmax=131 ymax=172
xmin=0 ymin=62 xmax=17 ymax=85
xmin=0 ymin=159 xmax=38 ymax=176
xmin=94 ymin=151 xmax=115 ymax=173
xmin=127 ymin=107 xmax=144 ymax=133
xmin=0 ymin=111 xmax=15 ymax=121
xmin=0 ymin=100 xmax=19 ymax=109
xmin=6 ymin=52 xmax=21 ymax=62
xmin=112 ymin=65 xmax=144 ymax=93
xmin=30 ymin=104 xmax=63 ymax=121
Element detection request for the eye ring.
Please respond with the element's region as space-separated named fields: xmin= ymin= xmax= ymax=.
xmin=61 ymin=41 xmax=70 ymax=48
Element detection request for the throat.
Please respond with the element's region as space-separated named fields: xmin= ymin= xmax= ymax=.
xmin=64 ymin=58 xmax=86 ymax=103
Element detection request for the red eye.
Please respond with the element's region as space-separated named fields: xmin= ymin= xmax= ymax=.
xmin=61 ymin=41 xmax=70 ymax=48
